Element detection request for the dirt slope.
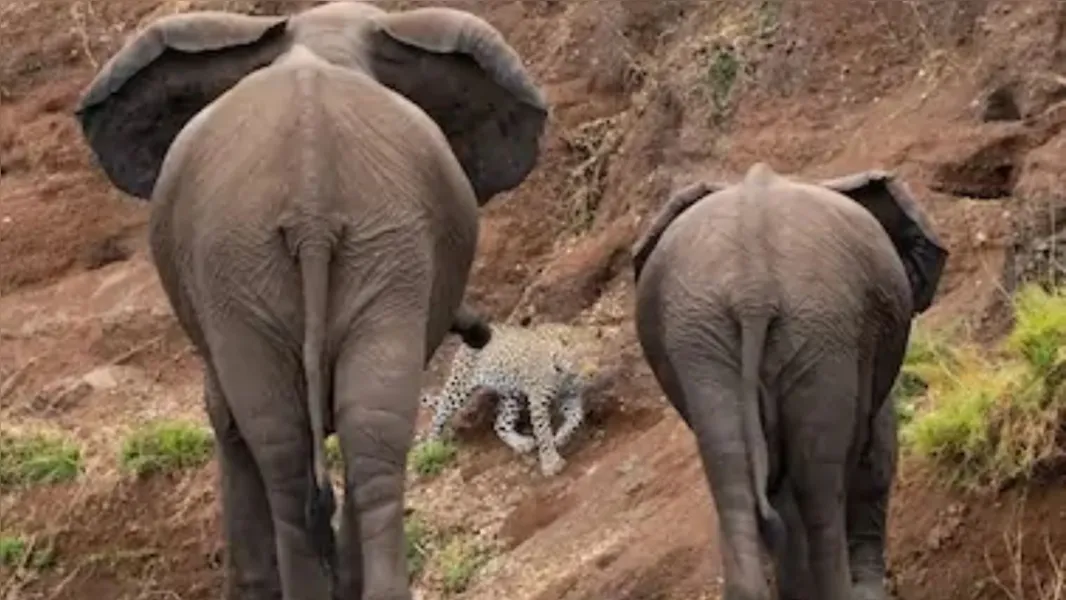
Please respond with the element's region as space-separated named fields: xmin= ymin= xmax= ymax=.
xmin=4 ymin=0 xmax=1066 ymax=598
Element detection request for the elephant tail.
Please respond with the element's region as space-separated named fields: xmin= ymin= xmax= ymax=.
xmin=297 ymin=241 xmax=339 ymax=581
xmin=740 ymin=314 xmax=785 ymax=557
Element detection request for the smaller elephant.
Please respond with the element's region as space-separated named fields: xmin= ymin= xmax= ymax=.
xmin=631 ymin=163 xmax=948 ymax=600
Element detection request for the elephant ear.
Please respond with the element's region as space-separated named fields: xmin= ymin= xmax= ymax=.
xmin=366 ymin=8 xmax=548 ymax=204
xmin=819 ymin=171 xmax=949 ymax=314
xmin=74 ymin=12 xmax=291 ymax=200
xmin=631 ymin=181 xmax=725 ymax=281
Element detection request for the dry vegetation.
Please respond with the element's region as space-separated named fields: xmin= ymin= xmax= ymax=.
xmin=5 ymin=0 xmax=1066 ymax=598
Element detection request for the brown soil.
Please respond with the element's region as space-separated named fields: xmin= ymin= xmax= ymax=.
xmin=4 ymin=0 xmax=1066 ymax=598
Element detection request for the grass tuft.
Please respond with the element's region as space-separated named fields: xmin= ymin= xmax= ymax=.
xmin=901 ymin=285 xmax=1066 ymax=489
xmin=0 ymin=535 xmax=26 ymax=567
xmin=398 ymin=511 xmax=491 ymax=593
xmin=707 ymin=45 xmax=740 ymax=116
xmin=408 ymin=439 xmax=458 ymax=477
xmin=892 ymin=326 xmax=961 ymax=426
xmin=0 ymin=430 xmax=82 ymax=487
xmin=404 ymin=512 xmax=432 ymax=580
xmin=0 ymin=533 xmax=57 ymax=570
xmin=436 ymin=534 xmax=490 ymax=595
xmin=120 ymin=420 xmax=214 ymax=477
xmin=1006 ymin=285 xmax=1066 ymax=374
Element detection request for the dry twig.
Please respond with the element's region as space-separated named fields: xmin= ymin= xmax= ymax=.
xmin=69 ymin=1 xmax=99 ymax=70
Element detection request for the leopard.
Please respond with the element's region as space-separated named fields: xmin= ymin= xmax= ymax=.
xmin=420 ymin=321 xmax=602 ymax=476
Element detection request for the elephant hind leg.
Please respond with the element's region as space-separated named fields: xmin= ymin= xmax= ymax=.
xmin=770 ymin=482 xmax=811 ymax=600
xmin=332 ymin=315 xmax=426 ymax=600
xmin=206 ymin=323 xmax=332 ymax=600
xmin=203 ymin=366 xmax=282 ymax=600
xmin=847 ymin=395 xmax=898 ymax=600
xmin=681 ymin=365 xmax=773 ymax=600
xmin=848 ymin=329 xmax=907 ymax=600
xmin=782 ymin=357 xmax=857 ymax=600
xmin=790 ymin=464 xmax=849 ymax=600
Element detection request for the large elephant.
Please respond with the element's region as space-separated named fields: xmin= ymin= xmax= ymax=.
xmin=73 ymin=2 xmax=547 ymax=599
xmin=630 ymin=163 xmax=948 ymax=600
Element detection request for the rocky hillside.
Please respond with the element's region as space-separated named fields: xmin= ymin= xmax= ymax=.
xmin=4 ymin=0 xmax=1066 ymax=598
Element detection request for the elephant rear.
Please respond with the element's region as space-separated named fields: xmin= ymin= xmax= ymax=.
xmin=646 ymin=170 xmax=911 ymax=339
xmin=636 ymin=162 xmax=912 ymax=510
xmin=633 ymin=162 xmax=948 ymax=600
xmin=151 ymin=47 xmax=482 ymax=354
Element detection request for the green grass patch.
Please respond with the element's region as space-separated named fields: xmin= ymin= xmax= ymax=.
xmin=892 ymin=326 xmax=962 ymax=427
xmin=901 ymin=285 xmax=1066 ymax=490
xmin=0 ymin=535 xmax=27 ymax=567
xmin=120 ymin=420 xmax=214 ymax=477
xmin=399 ymin=511 xmax=491 ymax=593
xmin=404 ymin=513 xmax=432 ymax=580
xmin=1006 ymin=284 xmax=1066 ymax=373
xmin=707 ymin=46 xmax=740 ymax=116
xmin=408 ymin=439 xmax=458 ymax=477
xmin=0 ymin=430 xmax=82 ymax=487
xmin=436 ymin=534 xmax=490 ymax=595
xmin=0 ymin=534 xmax=57 ymax=570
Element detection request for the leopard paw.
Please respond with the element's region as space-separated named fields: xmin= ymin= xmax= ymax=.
xmin=510 ymin=437 xmax=536 ymax=455
xmin=540 ymin=454 xmax=567 ymax=477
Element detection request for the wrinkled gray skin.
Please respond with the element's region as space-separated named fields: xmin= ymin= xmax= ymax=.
xmin=73 ymin=3 xmax=547 ymax=599
xmin=631 ymin=163 xmax=948 ymax=600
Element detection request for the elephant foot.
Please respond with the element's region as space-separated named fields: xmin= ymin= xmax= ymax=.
xmin=851 ymin=577 xmax=889 ymax=600
xmin=850 ymin=546 xmax=888 ymax=600
xmin=775 ymin=580 xmax=812 ymax=600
